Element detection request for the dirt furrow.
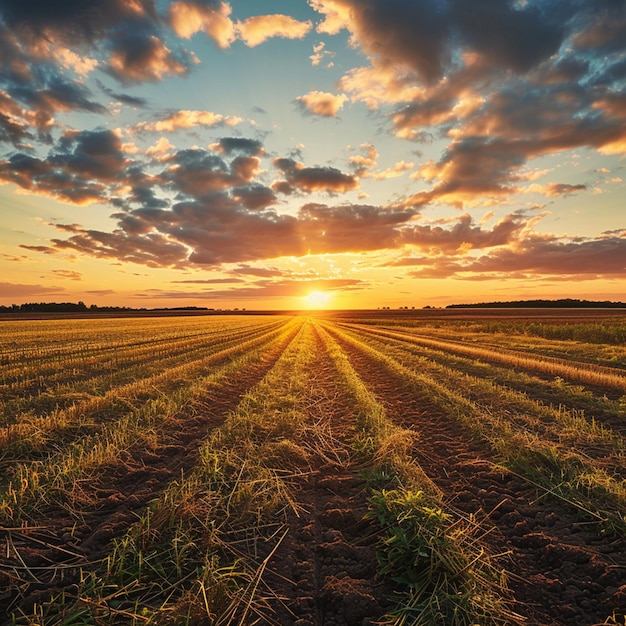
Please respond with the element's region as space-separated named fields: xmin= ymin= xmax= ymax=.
xmin=259 ymin=329 xmax=393 ymax=626
xmin=333 ymin=330 xmax=626 ymax=626
xmin=1 ymin=326 xmax=298 ymax=622
xmin=348 ymin=323 xmax=626 ymax=437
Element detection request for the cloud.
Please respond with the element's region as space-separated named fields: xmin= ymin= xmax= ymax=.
xmin=46 ymin=194 xmax=416 ymax=269
xmin=52 ymin=226 xmax=192 ymax=269
xmin=236 ymin=14 xmax=312 ymax=47
xmin=348 ymin=143 xmax=378 ymax=177
xmin=0 ymin=152 xmax=107 ymax=205
xmin=169 ymin=4 xmax=312 ymax=48
xmin=528 ymin=182 xmax=588 ymax=197
xmin=210 ymin=137 xmax=265 ymax=156
xmin=161 ymin=149 xmax=260 ymax=197
xmin=311 ymin=0 xmax=626 ymax=210
xmin=171 ymin=278 xmax=245 ymax=284
xmin=0 ymin=128 xmax=137 ymax=205
xmin=272 ymin=157 xmax=359 ymax=194
xmin=148 ymin=278 xmax=364 ymax=301
xmin=105 ymin=32 xmax=195 ymax=83
xmin=0 ymin=281 xmax=66 ymax=300
xmin=374 ymin=161 xmax=414 ymax=180
xmin=312 ymin=0 xmax=564 ymax=83
xmin=231 ymin=185 xmax=277 ymax=210
xmin=296 ymin=90 xmax=348 ymax=117
xmin=169 ymin=0 xmax=236 ymax=48
xmin=231 ymin=265 xmax=285 ymax=278
xmin=145 ymin=137 xmax=176 ymax=159
xmin=310 ymin=41 xmax=335 ymax=67
xmin=96 ymin=79 xmax=148 ymax=107
xmin=296 ymin=203 xmax=416 ymax=254
xmin=401 ymin=231 xmax=626 ymax=280
xmin=0 ymin=1 xmax=191 ymax=89
xmin=399 ymin=213 xmax=526 ymax=254
xmin=0 ymin=0 xmax=159 ymax=43
xmin=402 ymin=136 xmax=527 ymax=208
xmin=19 ymin=245 xmax=57 ymax=255
xmin=49 ymin=269 xmax=82 ymax=280
xmin=134 ymin=110 xmax=242 ymax=133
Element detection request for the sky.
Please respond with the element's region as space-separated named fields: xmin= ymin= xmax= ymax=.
xmin=0 ymin=0 xmax=625 ymax=310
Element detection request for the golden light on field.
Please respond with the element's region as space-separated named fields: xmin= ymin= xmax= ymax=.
xmin=302 ymin=290 xmax=332 ymax=309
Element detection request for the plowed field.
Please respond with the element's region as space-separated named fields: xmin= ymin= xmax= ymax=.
xmin=1 ymin=311 xmax=625 ymax=625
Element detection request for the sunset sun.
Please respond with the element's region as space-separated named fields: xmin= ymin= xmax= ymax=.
xmin=303 ymin=290 xmax=332 ymax=309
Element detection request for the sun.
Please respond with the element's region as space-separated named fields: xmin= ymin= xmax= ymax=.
xmin=302 ymin=290 xmax=332 ymax=309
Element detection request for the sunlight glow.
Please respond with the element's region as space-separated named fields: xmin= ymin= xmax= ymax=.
xmin=302 ymin=290 xmax=332 ymax=308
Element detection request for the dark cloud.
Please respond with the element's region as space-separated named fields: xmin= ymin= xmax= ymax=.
xmin=19 ymin=245 xmax=57 ymax=254
xmin=327 ymin=0 xmax=626 ymax=207
xmin=326 ymin=0 xmax=567 ymax=84
xmin=212 ymin=137 xmax=265 ymax=156
xmin=0 ymin=153 xmax=106 ymax=204
xmin=297 ymin=202 xmax=415 ymax=253
xmin=0 ymin=36 xmax=106 ymax=133
xmin=273 ymin=157 xmax=359 ymax=194
xmin=464 ymin=234 xmax=626 ymax=278
xmin=0 ymin=0 xmax=187 ymax=153
xmin=160 ymin=149 xmax=260 ymax=197
xmin=403 ymin=137 xmax=528 ymax=208
xmin=451 ymin=0 xmax=564 ymax=74
xmin=403 ymin=233 xmax=626 ymax=280
xmin=342 ymin=0 xmax=450 ymax=84
xmin=104 ymin=27 xmax=195 ymax=84
xmin=398 ymin=78 xmax=626 ymax=207
xmin=0 ymin=0 xmax=158 ymax=43
xmin=399 ymin=213 xmax=526 ymax=253
xmin=46 ymin=195 xmax=416 ymax=268
xmin=52 ymin=227 xmax=191 ymax=268
xmin=0 ymin=112 xmax=32 ymax=146
xmin=0 ymin=129 xmax=132 ymax=204
xmin=53 ymin=129 xmax=128 ymax=180
xmin=571 ymin=1 xmax=626 ymax=54
xmin=231 ymin=185 xmax=277 ymax=210
xmin=96 ymin=79 xmax=148 ymax=107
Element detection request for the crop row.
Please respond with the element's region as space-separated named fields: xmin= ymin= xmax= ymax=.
xmin=0 ymin=318 xmax=282 ymax=398
xmin=344 ymin=316 xmax=626 ymax=367
xmin=327 ymin=321 xmax=626 ymax=529
xmin=340 ymin=323 xmax=626 ymax=394
xmin=2 ymin=314 xmax=625 ymax=625
xmin=0 ymin=318 xmax=299 ymax=521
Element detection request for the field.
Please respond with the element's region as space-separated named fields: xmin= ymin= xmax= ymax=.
xmin=1 ymin=310 xmax=625 ymax=625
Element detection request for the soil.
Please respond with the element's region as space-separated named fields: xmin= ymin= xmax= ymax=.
xmin=331 ymin=328 xmax=626 ymax=626
xmin=257 ymin=333 xmax=395 ymax=625
xmin=0 ymin=330 xmax=293 ymax=622
xmin=2 ymin=317 xmax=625 ymax=626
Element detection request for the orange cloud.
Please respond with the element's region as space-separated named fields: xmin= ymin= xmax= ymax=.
xmin=145 ymin=137 xmax=176 ymax=159
xmin=169 ymin=1 xmax=236 ymax=48
xmin=527 ymin=182 xmax=587 ymax=197
xmin=296 ymin=91 xmax=348 ymax=117
xmin=348 ymin=143 xmax=378 ymax=177
xmin=236 ymin=14 xmax=312 ymax=47
xmin=0 ymin=282 xmax=67 ymax=299
xmin=310 ymin=42 xmax=335 ymax=67
xmin=134 ymin=110 xmax=242 ymax=133
xmin=309 ymin=0 xmax=352 ymax=35
xmin=374 ymin=161 xmax=414 ymax=180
